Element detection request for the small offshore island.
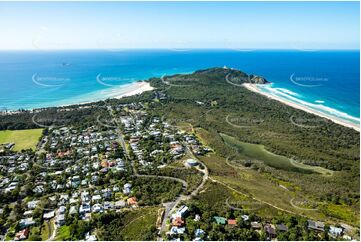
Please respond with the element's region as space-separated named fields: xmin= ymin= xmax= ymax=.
xmin=0 ymin=67 xmax=359 ymax=241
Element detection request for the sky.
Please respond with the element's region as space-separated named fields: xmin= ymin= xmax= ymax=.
xmin=0 ymin=1 xmax=359 ymax=50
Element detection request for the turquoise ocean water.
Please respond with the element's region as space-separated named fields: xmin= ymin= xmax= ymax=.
xmin=0 ymin=50 xmax=359 ymax=125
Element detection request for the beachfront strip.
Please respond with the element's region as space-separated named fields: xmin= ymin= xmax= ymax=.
xmin=0 ymin=102 xmax=354 ymax=241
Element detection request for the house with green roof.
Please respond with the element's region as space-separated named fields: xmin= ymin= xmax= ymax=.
xmin=213 ymin=216 xmax=227 ymax=225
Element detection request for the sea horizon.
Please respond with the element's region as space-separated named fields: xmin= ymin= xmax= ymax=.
xmin=0 ymin=49 xmax=359 ymax=127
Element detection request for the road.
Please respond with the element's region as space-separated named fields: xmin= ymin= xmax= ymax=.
xmin=157 ymin=143 xmax=209 ymax=235
xmin=107 ymin=106 xmax=129 ymax=157
xmin=108 ymin=105 xmax=209 ymax=237
xmin=105 ymin=109 xmax=301 ymax=233
xmin=47 ymin=219 xmax=57 ymax=241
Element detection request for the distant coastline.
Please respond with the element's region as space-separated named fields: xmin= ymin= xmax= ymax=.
xmin=62 ymin=81 xmax=154 ymax=106
xmin=0 ymin=50 xmax=358 ymax=119
xmin=0 ymin=81 xmax=153 ymax=114
xmin=243 ymin=83 xmax=360 ymax=132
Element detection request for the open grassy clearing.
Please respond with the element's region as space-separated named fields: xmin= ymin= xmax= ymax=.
xmin=200 ymin=152 xmax=357 ymax=224
xmin=220 ymin=133 xmax=333 ymax=175
xmin=119 ymin=207 xmax=159 ymax=240
xmin=0 ymin=128 xmax=43 ymax=151
xmin=193 ymin=181 xmax=285 ymax=219
xmin=55 ymin=225 xmax=71 ymax=240
xmin=175 ymin=121 xmax=194 ymax=133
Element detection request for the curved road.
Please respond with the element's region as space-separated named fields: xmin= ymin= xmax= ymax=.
xmin=108 ymin=106 xmax=209 ymax=237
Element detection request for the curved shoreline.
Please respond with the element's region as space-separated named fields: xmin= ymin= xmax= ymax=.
xmin=0 ymin=81 xmax=154 ymax=113
xmin=243 ymin=83 xmax=360 ymax=132
xmin=58 ymin=81 xmax=154 ymax=106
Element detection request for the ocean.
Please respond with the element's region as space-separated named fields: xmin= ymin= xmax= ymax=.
xmin=0 ymin=49 xmax=359 ymax=125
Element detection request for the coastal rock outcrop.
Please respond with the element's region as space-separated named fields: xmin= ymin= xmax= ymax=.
xmin=249 ymin=75 xmax=269 ymax=84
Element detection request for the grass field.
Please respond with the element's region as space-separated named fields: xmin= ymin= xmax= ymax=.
xmin=0 ymin=129 xmax=43 ymax=151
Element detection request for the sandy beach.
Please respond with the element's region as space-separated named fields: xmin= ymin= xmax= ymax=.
xmin=113 ymin=81 xmax=154 ymax=99
xmin=243 ymin=83 xmax=360 ymax=132
xmin=42 ymin=81 xmax=154 ymax=111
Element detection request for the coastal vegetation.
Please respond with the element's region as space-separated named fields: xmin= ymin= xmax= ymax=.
xmin=132 ymin=177 xmax=183 ymax=205
xmin=0 ymin=67 xmax=359 ymax=239
xmin=92 ymin=207 xmax=158 ymax=241
xmin=220 ymin=133 xmax=333 ymax=175
xmin=139 ymin=67 xmax=359 ymax=225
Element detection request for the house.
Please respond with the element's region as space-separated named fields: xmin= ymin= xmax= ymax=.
xmin=251 ymin=222 xmax=262 ymax=230
xmin=169 ymin=226 xmax=186 ymax=235
xmin=58 ymin=206 xmax=66 ymax=214
xmin=172 ymin=217 xmax=185 ymax=227
xmin=104 ymin=201 xmax=113 ymax=210
xmin=102 ymin=189 xmax=112 ymax=200
xmin=241 ymin=215 xmax=249 ymax=221
xmin=85 ymin=232 xmax=97 ymax=241
xmin=92 ymin=204 xmax=103 ymax=213
xmin=81 ymin=179 xmax=88 ymax=186
xmin=79 ymin=203 xmax=91 ymax=214
xmin=92 ymin=195 xmax=102 ymax=202
xmin=14 ymin=228 xmax=29 ymax=241
xmin=33 ymin=185 xmax=44 ymax=194
xmin=27 ymin=200 xmax=39 ymax=209
xmin=69 ymin=198 xmax=78 ymax=205
xmin=213 ymin=216 xmax=227 ymax=225
xmin=195 ymin=228 xmax=205 ymax=238
xmin=23 ymin=210 xmax=33 ymax=217
xmin=123 ymin=183 xmax=132 ymax=195
xmin=329 ymin=226 xmax=343 ymax=238
xmin=59 ymin=194 xmax=69 ymax=201
xmin=114 ymin=200 xmax=126 ymax=209
xmin=127 ymin=197 xmax=138 ymax=206
xmin=19 ymin=218 xmax=36 ymax=228
xmin=81 ymin=191 xmax=91 ymax=202
xmin=69 ymin=206 xmax=78 ymax=215
xmin=277 ymin=223 xmax=288 ymax=232
xmin=227 ymin=219 xmax=237 ymax=226
xmin=91 ymin=175 xmax=99 ymax=183
xmin=264 ymin=224 xmax=277 ymax=239
xmin=175 ymin=205 xmax=188 ymax=218
xmin=43 ymin=211 xmax=55 ymax=220
xmin=307 ymin=220 xmax=325 ymax=232
xmin=56 ymin=214 xmax=66 ymax=226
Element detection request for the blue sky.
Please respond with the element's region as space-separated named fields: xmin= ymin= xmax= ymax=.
xmin=0 ymin=1 xmax=359 ymax=50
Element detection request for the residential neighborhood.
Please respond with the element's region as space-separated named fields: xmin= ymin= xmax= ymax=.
xmin=0 ymin=102 xmax=356 ymax=241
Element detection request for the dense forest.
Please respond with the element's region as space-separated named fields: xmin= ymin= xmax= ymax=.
xmin=0 ymin=102 xmax=109 ymax=130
